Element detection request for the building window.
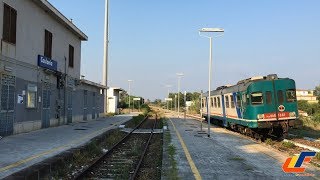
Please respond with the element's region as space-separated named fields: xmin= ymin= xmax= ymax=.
xmin=225 ymin=96 xmax=230 ymax=108
xmin=230 ymin=95 xmax=235 ymax=108
xmin=27 ymin=84 xmax=37 ymax=108
xmin=3 ymin=3 xmax=17 ymax=44
xmin=44 ymin=30 xmax=53 ymax=58
xmin=266 ymin=91 xmax=272 ymax=104
xmin=251 ymin=92 xmax=263 ymax=105
xmin=69 ymin=45 xmax=74 ymax=67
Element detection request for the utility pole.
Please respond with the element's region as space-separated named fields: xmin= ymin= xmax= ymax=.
xmin=103 ymin=0 xmax=109 ymax=114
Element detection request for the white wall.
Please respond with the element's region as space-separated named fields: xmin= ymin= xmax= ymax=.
xmin=0 ymin=0 xmax=82 ymax=78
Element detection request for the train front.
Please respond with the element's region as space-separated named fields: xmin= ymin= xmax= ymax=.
xmin=246 ymin=77 xmax=298 ymax=137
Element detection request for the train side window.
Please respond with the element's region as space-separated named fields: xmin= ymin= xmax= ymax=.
xmin=211 ymin=97 xmax=214 ymax=108
xmin=277 ymin=90 xmax=284 ymax=104
xmin=266 ymin=91 xmax=272 ymax=104
xmin=286 ymin=89 xmax=296 ymax=102
xmin=217 ymin=97 xmax=221 ymax=108
xmin=214 ymin=97 xmax=217 ymax=108
xmin=237 ymin=94 xmax=241 ymax=107
xmin=225 ymin=96 xmax=230 ymax=108
xmin=230 ymin=95 xmax=235 ymax=108
xmin=251 ymin=92 xmax=263 ymax=105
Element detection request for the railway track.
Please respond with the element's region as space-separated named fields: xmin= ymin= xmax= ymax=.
xmin=74 ymin=116 xmax=157 ymax=179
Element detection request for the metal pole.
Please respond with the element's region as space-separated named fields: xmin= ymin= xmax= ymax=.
xmin=178 ymin=77 xmax=180 ymax=118
xmin=208 ymin=37 xmax=212 ymax=137
xmin=175 ymin=95 xmax=177 ymax=112
xmin=128 ymin=81 xmax=131 ymax=113
xmin=184 ymin=91 xmax=186 ymax=120
xmin=103 ymin=0 xmax=109 ymax=114
xmin=200 ymin=90 xmax=203 ymax=131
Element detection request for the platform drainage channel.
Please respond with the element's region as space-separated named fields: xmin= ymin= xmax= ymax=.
xmin=74 ymin=128 xmax=88 ymax=131
xmin=185 ymin=129 xmax=193 ymax=132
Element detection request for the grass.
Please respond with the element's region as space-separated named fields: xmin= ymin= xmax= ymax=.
xmin=167 ymin=143 xmax=179 ymax=180
xmin=229 ymin=156 xmax=245 ymax=161
xmin=265 ymin=138 xmax=275 ymax=146
xmin=316 ymin=153 xmax=320 ymax=161
xmin=281 ymin=141 xmax=296 ymax=149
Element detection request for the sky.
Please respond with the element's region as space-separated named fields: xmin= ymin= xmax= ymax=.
xmin=49 ymin=0 xmax=320 ymax=100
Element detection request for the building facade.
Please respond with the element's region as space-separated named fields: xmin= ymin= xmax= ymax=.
xmin=107 ymin=87 xmax=123 ymax=114
xmin=296 ymin=89 xmax=318 ymax=104
xmin=0 ymin=0 xmax=105 ymax=136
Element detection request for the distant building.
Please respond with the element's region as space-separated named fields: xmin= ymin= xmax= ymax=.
xmin=0 ymin=0 xmax=105 ymax=136
xmin=296 ymin=89 xmax=318 ymax=103
xmin=107 ymin=87 xmax=124 ymax=114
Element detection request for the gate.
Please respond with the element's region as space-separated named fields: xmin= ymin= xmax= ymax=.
xmin=83 ymin=90 xmax=88 ymax=120
xmin=67 ymin=89 xmax=73 ymax=123
xmin=0 ymin=74 xmax=15 ymax=136
xmin=92 ymin=92 xmax=96 ymax=119
xmin=42 ymin=83 xmax=51 ymax=128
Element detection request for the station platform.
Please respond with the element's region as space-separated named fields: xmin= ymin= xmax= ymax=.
xmin=166 ymin=116 xmax=320 ymax=179
xmin=0 ymin=115 xmax=133 ymax=179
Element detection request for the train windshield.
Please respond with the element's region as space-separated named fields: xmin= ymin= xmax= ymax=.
xmin=286 ymin=89 xmax=297 ymax=102
xmin=251 ymin=92 xmax=263 ymax=105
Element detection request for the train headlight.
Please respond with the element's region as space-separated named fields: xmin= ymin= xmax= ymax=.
xmin=257 ymin=114 xmax=264 ymax=120
xmin=289 ymin=112 xmax=296 ymax=117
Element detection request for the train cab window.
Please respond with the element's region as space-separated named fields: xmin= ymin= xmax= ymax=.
xmin=251 ymin=92 xmax=263 ymax=105
xmin=230 ymin=95 xmax=235 ymax=108
xmin=225 ymin=96 xmax=230 ymax=108
xmin=266 ymin=91 xmax=272 ymax=104
xmin=286 ymin=89 xmax=297 ymax=102
xmin=277 ymin=90 xmax=284 ymax=104
xmin=214 ymin=97 xmax=217 ymax=108
xmin=236 ymin=94 xmax=241 ymax=107
xmin=217 ymin=97 xmax=221 ymax=108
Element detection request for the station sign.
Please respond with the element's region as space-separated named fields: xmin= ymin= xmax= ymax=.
xmin=38 ymin=55 xmax=57 ymax=71
xmin=165 ymin=98 xmax=173 ymax=101
xmin=133 ymin=98 xmax=141 ymax=101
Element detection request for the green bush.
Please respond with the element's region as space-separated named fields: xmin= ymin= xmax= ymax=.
xmin=282 ymin=141 xmax=296 ymax=149
xmin=265 ymin=138 xmax=275 ymax=146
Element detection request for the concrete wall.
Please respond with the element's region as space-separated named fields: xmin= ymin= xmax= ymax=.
xmin=0 ymin=0 xmax=81 ymax=79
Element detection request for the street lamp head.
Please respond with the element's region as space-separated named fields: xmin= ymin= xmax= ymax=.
xmin=176 ymin=73 xmax=184 ymax=77
xmin=199 ymin=28 xmax=224 ymax=33
xmin=128 ymin=80 xmax=133 ymax=82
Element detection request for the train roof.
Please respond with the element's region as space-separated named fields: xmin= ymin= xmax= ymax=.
xmin=203 ymin=74 xmax=292 ymax=96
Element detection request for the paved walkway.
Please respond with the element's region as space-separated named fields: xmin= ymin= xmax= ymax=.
xmin=0 ymin=115 xmax=133 ymax=179
xmin=167 ymin=116 xmax=320 ymax=180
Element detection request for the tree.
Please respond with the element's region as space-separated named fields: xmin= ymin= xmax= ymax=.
xmin=315 ymin=85 xmax=320 ymax=105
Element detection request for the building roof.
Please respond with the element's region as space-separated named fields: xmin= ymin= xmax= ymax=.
xmin=108 ymin=87 xmax=125 ymax=92
xmin=32 ymin=0 xmax=88 ymax=41
xmin=80 ymin=79 xmax=107 ymax=89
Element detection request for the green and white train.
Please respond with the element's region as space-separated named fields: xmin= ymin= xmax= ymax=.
xmin=201 ymin=74 xmax=298 ymax=138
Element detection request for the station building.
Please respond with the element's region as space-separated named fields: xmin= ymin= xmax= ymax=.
xmin=0 ymin=0 xmax=106 ymax=136
xmin=296 ymin=89 xmax=318 ymax=104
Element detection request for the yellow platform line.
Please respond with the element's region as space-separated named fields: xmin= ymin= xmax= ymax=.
xmin=0 ymin=119 xmax=126 ymax=173
xmin=169 ymin=118 xmax=202 ymax=180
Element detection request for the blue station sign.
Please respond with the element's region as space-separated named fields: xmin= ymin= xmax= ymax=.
xmin=38 ymin=55 xmax=57 ymax=71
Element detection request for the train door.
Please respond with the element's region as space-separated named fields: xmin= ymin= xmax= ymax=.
xmin=221 ymin=94 xmax=227 ymax=126
xmin=0 ymin=74 xmax=15 ymax=136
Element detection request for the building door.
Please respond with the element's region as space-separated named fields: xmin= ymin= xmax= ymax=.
xmin=42 ymin=85 xmax=51 ymax=128
xmin=83 ymin=90 xmax=87 ymax=120
xmin=67 ymin=89 xmax=73 ymax=123
xmin=92 ymin=92 xmax=96 ymax=119
xmin=0 ymin=74 xmax=15 ymax=136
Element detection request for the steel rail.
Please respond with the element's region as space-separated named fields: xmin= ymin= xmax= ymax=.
xmin=129 ymin=116 xmax=157 ymax=180
xmin=74 ymin=115 xmax=149 ymax=179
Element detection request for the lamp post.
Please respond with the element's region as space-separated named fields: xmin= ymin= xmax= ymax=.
xmin=165 ymin=85 xmax=172 ymax=110
xmin=128 ymin=80 xmax=133 ymax=112
xmin=176 ymin=73 xmax=184 ymax=118
xmin=103 ymin=0 xmax=109 ymax=115
xmin=199 ymin=27 xmax=224 ymax=137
